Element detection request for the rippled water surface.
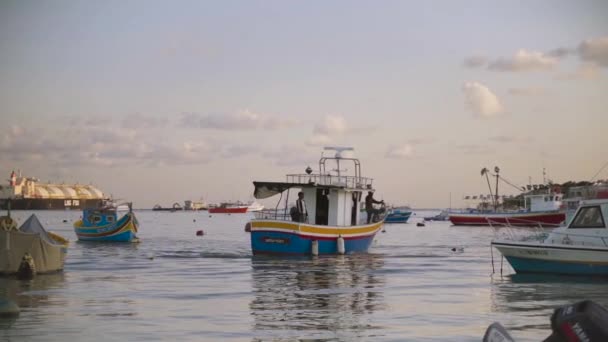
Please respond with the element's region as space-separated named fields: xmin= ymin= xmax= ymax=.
xmin=1 ymin=210 xmax=607 ymax=341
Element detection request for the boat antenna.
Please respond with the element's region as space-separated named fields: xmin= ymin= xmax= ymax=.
xmin=590 ymin=160 xmax=608 ymax=182
xmin=481 ymin=168 xmax=495 ymax=210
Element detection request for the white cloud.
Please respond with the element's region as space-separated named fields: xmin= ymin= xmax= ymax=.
xmin=488 ymin=49 xmax=558 ymax=72
xmin=385 ymin=144 xmax=413 ymax=159
xmin=462 ymin=81 xmax=503 ymax=117
xmin=262 ymin=145 xmax=318 ymax=167
xmin=578 ymin=36 xmax=608 ymax=67
xmin=313 ymin=115 xmax=347 ymax=135
xmin=181 ymin=109 xmax=296 ymax=130
xmin=463 ymin=55 xmax=488 ymax=68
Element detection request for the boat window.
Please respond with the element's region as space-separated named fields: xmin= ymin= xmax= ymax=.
xmin=106 ymin=215 xmax=114 ymax=223
xmin=569 ymin=206 xmax=605 ymax=229
xmin=92 ymin=215 xmax=102 ymax=223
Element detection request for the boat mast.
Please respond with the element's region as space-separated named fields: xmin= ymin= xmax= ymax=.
xmin=494 ymin=166 xmax=500 ymax=211
xmin=481 ymin=168 xmax=495 ymax=211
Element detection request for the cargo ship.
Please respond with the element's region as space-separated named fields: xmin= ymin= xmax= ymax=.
xmin=0 ymin=171 xmax=107 ymax=210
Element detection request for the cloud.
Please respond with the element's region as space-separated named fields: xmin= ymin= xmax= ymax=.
xmin=313 ymin=115 xmax=348 ymax=135
xmin=385 ymin=144 xmax=413 ymax=159
xmin=0 ymin=120 xmax=254 ymax=168
xmin=578 ymin=36 xmax=608 ymax=67
xmin=557 ymin=63 xmax=602 ymax=81
xmin=488 ymin=50 xmax=558 ymax=72
xmin=463 ymin=55 xmax=488 ymax=68
xmin=547 ymin=47 xmax=574 ymax=58
xmin=507 ymin=87 xmax=546 ymax=96
xmin=181 ymin=109 xmax=296 ymax=130
xmin=462 ymin=81 xmax=503 ymax=117
xmin=122 ymin=113 xmax=169 ymax=130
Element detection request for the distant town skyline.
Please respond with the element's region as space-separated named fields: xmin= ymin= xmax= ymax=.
xmin=1 ymin=1 xmax=607 ymax=208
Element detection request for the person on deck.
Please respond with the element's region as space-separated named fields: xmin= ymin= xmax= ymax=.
xmin=365 ymin=191 xmax=384 ymax=224
xmin=296 ymin=191 xmax=308 ymax=223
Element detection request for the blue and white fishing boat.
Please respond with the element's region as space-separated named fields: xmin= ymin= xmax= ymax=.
xmin=74 ymin=202 xmax=139 ymax=242
xmin=247 ymin=147 xmax=386 ymax=256
xmin=385 ymin=206 xmax=412 ymax=223
xmin=492 ymin=199 xmax=608 ymax=275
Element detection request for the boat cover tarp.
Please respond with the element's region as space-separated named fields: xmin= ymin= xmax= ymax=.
xmin=0 ymin=214 xmax=66 ymax=274
xmin=253 ymin=182 xmax=313 ymax=199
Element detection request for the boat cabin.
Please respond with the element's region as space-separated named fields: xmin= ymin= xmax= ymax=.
xmin=524 ymin=193 xmax=563 ymax=212
xmin=566 ymin=200 xmax=607 ymax=230
xmin=253 ymin=147 xmax=376 ymax=226
xmin=82 ymin=208 xmax=118 ymax=227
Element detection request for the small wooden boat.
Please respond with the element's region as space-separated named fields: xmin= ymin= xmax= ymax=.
xmin=385 ymin=206 xmax=412 ymax=223
xmin=74 ymin=202 xmax=139 ymax=242
xmin=247 ymin=147 xmax=385 ymax=256
xmin=0 ymin=201 xmax=68 ymax=276
xmin=492 ymin=199 xmax=608 ymax=275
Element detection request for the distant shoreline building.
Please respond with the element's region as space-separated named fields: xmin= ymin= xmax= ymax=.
xmin=0 ymin=170 xmax=107 ymax=210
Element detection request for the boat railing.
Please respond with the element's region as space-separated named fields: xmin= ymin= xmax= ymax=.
xmin=253 ymin=209 xmax=293 ymax=221
xmin=285 ymin=174 xmax=373 ymax=189
xmin=488 ymin=218 xmax=550 ymax=242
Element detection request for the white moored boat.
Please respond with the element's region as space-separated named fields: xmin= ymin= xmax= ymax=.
xmin=491 ymin=199 xmax=608 ymax=275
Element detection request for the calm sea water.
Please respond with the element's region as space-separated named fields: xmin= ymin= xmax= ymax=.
xmin=1 ymin=210 xmax=607 ymax=341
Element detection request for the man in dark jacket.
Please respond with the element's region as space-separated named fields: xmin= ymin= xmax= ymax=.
xmin=296 ymin=191 xmax=308 ymax=223
xmin=365 ymin=191 xmax=384 ymax=223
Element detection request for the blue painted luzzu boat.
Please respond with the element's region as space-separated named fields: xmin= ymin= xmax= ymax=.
xmin=385 ymin=207 xmax=412 ymax=223
xmin=247 ymin=147 xmax=386 ymax=256
xmin=74 ymin=202 xmax=139 ymax=242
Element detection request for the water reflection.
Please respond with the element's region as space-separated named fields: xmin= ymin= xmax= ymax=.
xmin=490 ymin=273 xmax=608 ymax=336
xmin=250 ymin=254 xmax=386 ymax=341
xmin=0 ymin=273 xmax=66 ymax=330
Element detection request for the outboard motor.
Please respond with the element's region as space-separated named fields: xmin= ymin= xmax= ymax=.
xmin=483 ymin=300 xmax=608 ymax=342
xmin=16 ymin=253 xmax=36 ymax=280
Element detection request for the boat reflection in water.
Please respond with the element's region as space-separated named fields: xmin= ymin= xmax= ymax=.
xmin=249 ymin=253 xmax=386 ymax=341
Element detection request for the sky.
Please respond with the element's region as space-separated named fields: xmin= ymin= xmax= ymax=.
xmin=1 ymin=0 xmax=607 ymax=208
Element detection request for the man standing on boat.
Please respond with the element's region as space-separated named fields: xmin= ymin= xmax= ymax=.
xmin=296 ymin=191 xmax=308 ymax=223
xmin=365 ymin=191 xmax=384 ymax=224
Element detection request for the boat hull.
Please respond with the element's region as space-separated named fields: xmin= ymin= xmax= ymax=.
xmin=250 ymin=220 xmax=383 ymax=255
xmin=74 ymin=212 xmax=139 ymax=242
xmin=449 ymin=211 xmax=565 ymax=227
xmin=209 ymin=207 xmax=249 ymax=214
xmin=0 ymin=198 xmax=105 ymax=210
xmin=385 ymin=211 xmax=412 ymax=223
xmin=492 ymin=241 xmax=608 ymax=275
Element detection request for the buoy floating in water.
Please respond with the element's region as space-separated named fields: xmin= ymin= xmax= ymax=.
xmin=416 ymin=222 xmax=425 ymax=227
xmin=196 ymin=230 xmax=204 ymax=236
xmin=193 ymin=219 xmax=196 ymax=222
xmin=62 ymin=219 xmax=68 ymax=223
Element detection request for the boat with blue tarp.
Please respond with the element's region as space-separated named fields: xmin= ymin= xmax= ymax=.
xmin=247 ymin=147 xmax=386 ymax=256
xmin=74 ymin=202 xmax=139 ymax=242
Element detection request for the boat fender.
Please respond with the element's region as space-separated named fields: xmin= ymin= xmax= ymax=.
xmin=196 ymin=230 xmax=204 ymax=236
xmin=311 ymin=240 xmax=319 ymax=256
xmin=337 ymin=235 xmax=345 ymax=255
xmin=16 ymin=253 xmax=35 ymax=280
xmin=244 ymin=222 xmax=251 ymax=233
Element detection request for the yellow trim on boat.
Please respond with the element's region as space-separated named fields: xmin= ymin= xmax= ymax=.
xmin=251 ymin=220 xmax=382 ymax=235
